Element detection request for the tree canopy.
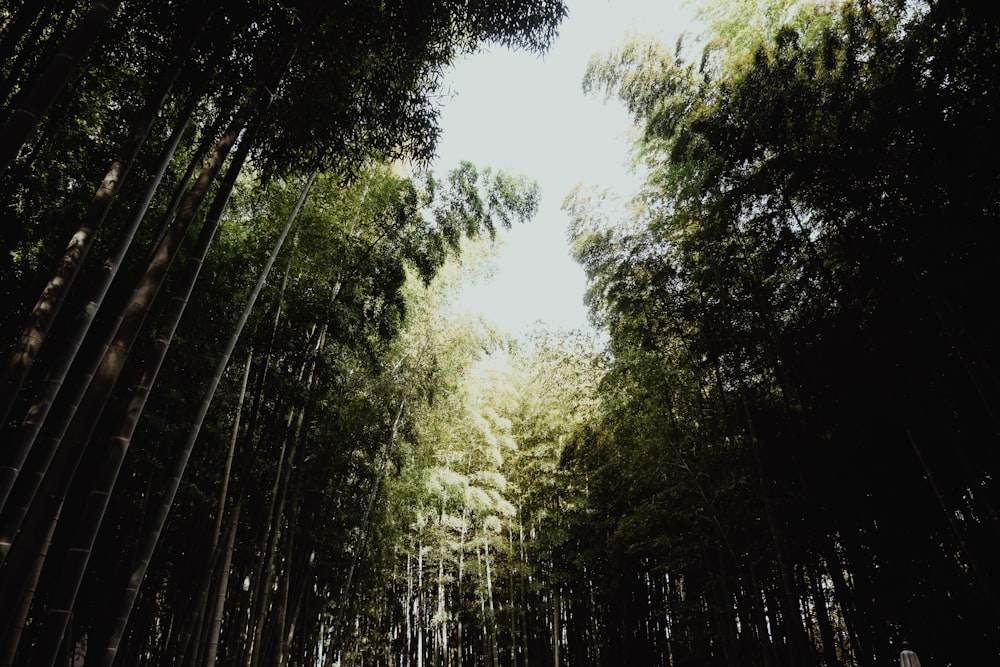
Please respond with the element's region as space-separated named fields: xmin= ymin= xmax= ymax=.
xmin=566 ymin=0 xmax=1000 ymax=663
xmin=1 ymin=0 xmax=998 ymax=665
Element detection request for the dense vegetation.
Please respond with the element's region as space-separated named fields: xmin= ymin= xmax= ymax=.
xmin=0 ymin=0 xmax=997 ymax=666
xmin=565 ymin=0 xmax=1000 ymax=664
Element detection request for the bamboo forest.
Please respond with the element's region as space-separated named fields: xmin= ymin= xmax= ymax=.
xmin=0 ymin=0 xmax=997 ymax=665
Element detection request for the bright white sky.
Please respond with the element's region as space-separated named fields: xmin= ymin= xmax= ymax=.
xmin=434 ymin=0 xmax=701 ymax=336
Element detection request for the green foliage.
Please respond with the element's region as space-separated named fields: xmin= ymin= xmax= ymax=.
xmin=695 ymin=0 xmax=845 ymax=75
xmin=568 ymin=0 xmax=1000 ymax=663
xmin=8 ymin=0 xmax=1000 ymax=664
xmin=0 ymin=0 xmax=567 ymax=661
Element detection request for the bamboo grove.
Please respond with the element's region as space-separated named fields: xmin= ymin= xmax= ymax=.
xmin=561 ymin=0 xmax=1000 ymax=664
xmin=1 ymin=0 xmax=999 ymax=666
xmin=0 ymin=0 xmax=565 ymax=663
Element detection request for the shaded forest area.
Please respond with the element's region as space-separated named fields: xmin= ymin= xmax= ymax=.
xmin=0 ymin=0 xmax=997 ymax=666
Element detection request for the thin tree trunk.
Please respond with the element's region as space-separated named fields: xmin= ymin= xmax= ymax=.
xmin=0 ymin=107 xmax=267 ymax=667
xmin=0 ymin=5 xmax=207 ymax=426
xmin=518 ymin=518 xmax=530 ymax=667
xmin=6 ymin=109 xmax=262 ymax=667
xmin=552 ymin=585 xmax=561 ymax=667
xmin=0 ymin=509 xmax=57 ymax=667
xmin=808 ymin=562 xmax=840 ymax=666
xmin=739 ymin=385 xmax=809 ymax=666
xmin=272 ymin=472 xmax=301 ymax=667
xmin=142 ymin=108 xmax=229 ymax=268
xmin=162 ymin=343 xmax=249 ymax=661
xmin=0 ymin=0 xmax=122 ymax=175
xmin=457 ymin=507 xmax=468 ymax=667
xmin=484 ymin=537 xmax=499 ymax=667
xmin=168 ymin=455 xmax=237 ymax=667
xmin=0 ymin=97 xmax=195 ymax=514
xmin=193 ymin=322 xmax=319 ymax=665
xmin=97 ymin=170 xmax=315 ymax=667
xmin=214 ymin=351 xmax=253 ymax=555
xmin=247 ymin=418 xmax=301 ymax=667
xmin=244 ymin=400 xmax=298 ymax=659
xmin=178 ymin=491 xmax=241 ymax=666
xmin=0 ymin=99 xmax=249 ymax=570
xmin=507 ymin=525 xmax=516 ymax=667
xmin=417 ymin=540 xmax=424 ymax=667
xmin=175 ymin=246 xmax=298 ymax=664
xmin=239 ymin=325 xmax=329 ymax=644
xmin=907 ymin=428 xmax=992 ymax=590
xmin=282 ymin=548 xmax=309 ymax=665
xmin=242 ymin=313 xmax=325 ymax=665
xmin=202 ymin=499 xmax=241 ymax=667
xmin=405 ymin=551 xmax=413 ymax=667
xmin=327 ymin=398 xmax=405 ymax=665
xmin=825 ymin=545 xmax=864 ymax=664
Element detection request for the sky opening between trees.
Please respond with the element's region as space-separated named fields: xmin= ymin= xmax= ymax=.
xmin=0 ymin=0 xmax=998 ymax=665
